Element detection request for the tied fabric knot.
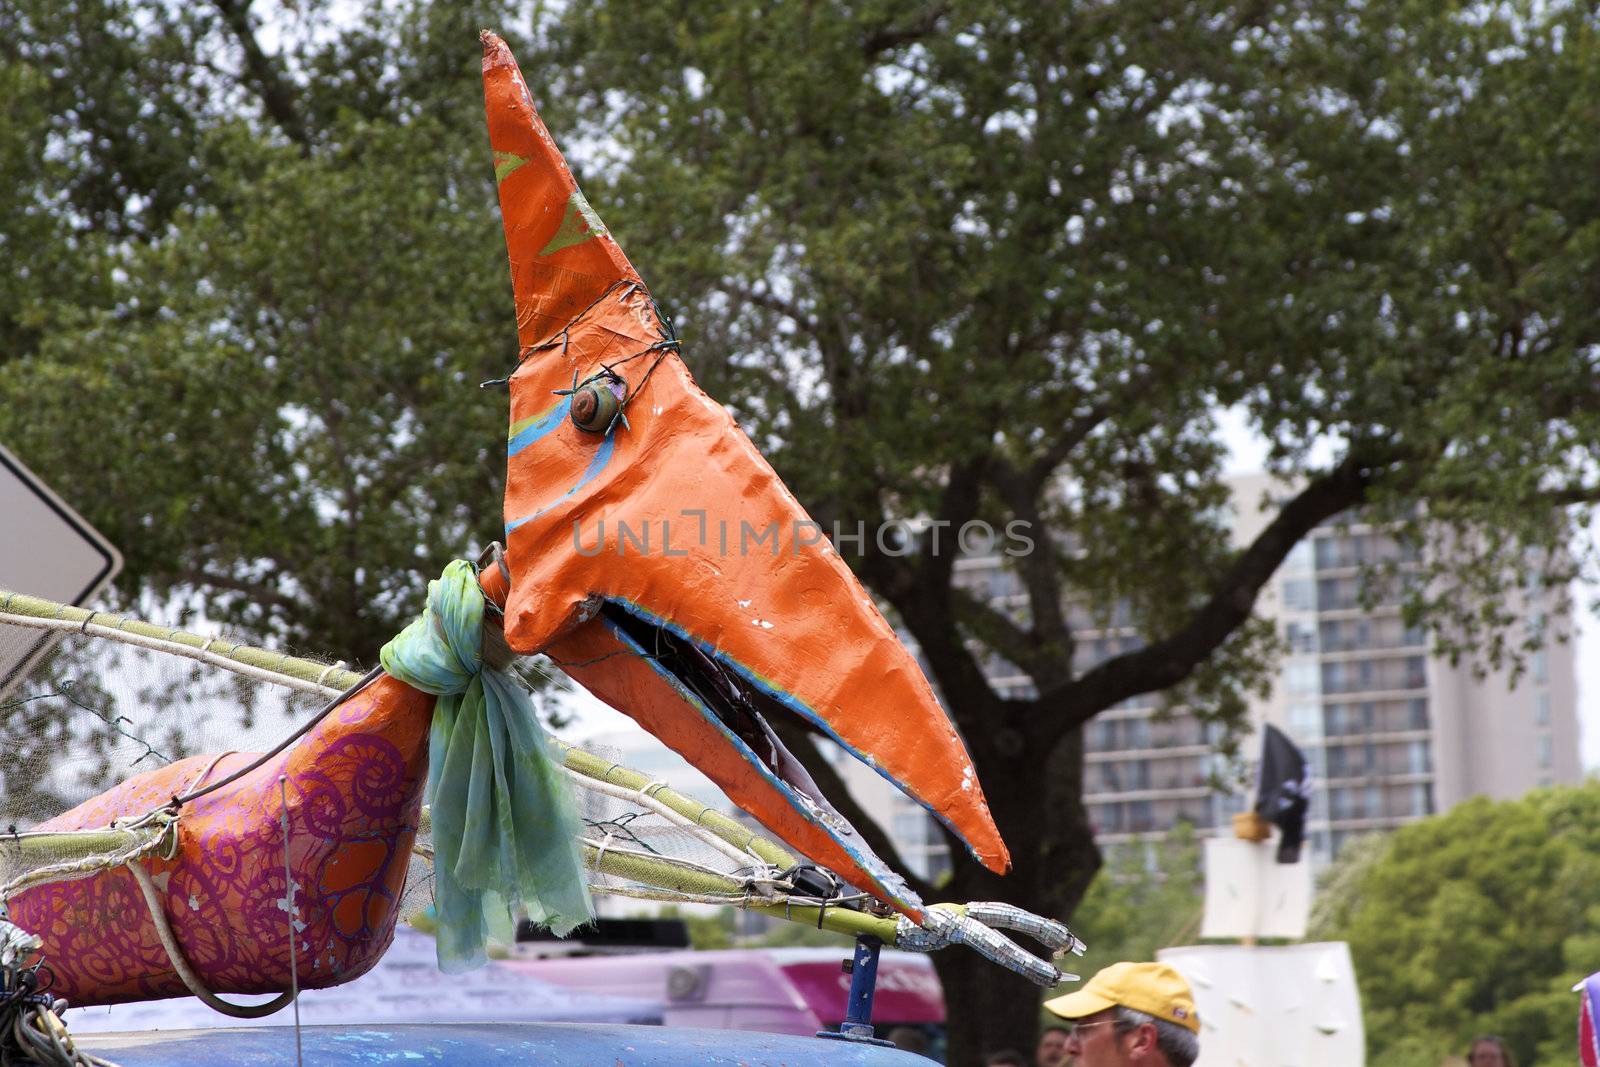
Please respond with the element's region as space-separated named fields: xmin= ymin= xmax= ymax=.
xmin=380 ymin=560 xmax=592 ymax=972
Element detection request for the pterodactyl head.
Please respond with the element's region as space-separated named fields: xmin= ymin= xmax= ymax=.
xmin=480 ymin=32 xmax=1008 ymax=917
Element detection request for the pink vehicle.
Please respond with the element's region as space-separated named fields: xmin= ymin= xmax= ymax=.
xmin=505 ymin=947 xmax=945 ymax=1047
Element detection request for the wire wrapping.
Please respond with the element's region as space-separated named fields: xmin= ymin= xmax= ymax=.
xmin=0 ymin=920 xmax=119 ymax=1067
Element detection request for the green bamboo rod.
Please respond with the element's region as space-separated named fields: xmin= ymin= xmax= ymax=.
xmin=552 ymin=739 xmax=798 ymax=869
xmin=0 ymin=589 xmax=363 ymax=692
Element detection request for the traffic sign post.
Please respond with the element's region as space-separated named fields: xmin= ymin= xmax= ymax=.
xmin=0 ymin=443 xmax=123 ymax=699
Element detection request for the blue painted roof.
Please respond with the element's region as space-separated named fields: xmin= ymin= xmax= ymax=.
xmin=76 ymin=1022 xmax=933 ymax=1066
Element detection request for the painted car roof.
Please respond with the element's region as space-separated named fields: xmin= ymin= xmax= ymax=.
xmin=75 ymin=1022 xmax=931 ymax=1066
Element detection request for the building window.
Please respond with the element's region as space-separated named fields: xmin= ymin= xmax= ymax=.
xmin=892 ymin=811 xmax=929 ymax=843
xmin=1125 ymin=719 xmax=1151 ymax=750
xmin=1094 ymin=720 xmax=1119 ymax=751
xmin=1408 ymin=698 xmax=1429 ymax=731
xmin=1127 ymin=759 xmax=1151 ymax=791
xmin=1535 ymin=692 xmax=1551 ymax=726
xmin=1538 ymin=734 xmax=1553 ymax=769
xmin=1287 ymin=661 xmax=1319 ymax=696
xmin=1407 ymin=740 xmax=1431 ymax=775
xmin=1324 ymin=704 xmax=1346 ymax=737
xmin=1314 ymin=537 xmax=1340 ymax=570
xmin=1532 ymin=649 xmax=1549 ymax=685
xmin=1287 ymin=702 xmax=1321 ymax=742
xmin=1411 ymin=783 xmax=1434 ymax=816
xmin=1329 ymin=787 xmax=1352 ymax=820
xmin=1281 ymin=577 xmax=1315 ymax=611
xmin=1286 ymin=621 xmax=1317 ymax=654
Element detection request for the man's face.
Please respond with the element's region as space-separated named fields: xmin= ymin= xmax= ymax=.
xmin=1037 ymin=1027 xmax=1069 ymax=1067
xmin=1469 ymin=1042 xmax=1507 ymax=1067
xmin=1063 ymin=1010 xmax=1139 ymax=1067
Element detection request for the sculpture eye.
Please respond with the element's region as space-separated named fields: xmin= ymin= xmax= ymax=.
xmin=566 ymin=370 xmax=625 ymax=434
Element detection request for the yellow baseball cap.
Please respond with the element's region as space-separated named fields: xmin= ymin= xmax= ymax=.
xmin=1043 ymin=961 xmax=1199 ymax=1034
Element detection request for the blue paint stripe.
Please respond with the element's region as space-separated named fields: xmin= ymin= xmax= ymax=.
xmin=505 ymin=432 xmax=617 ymax=534
xmin=597 ymin=610 xmax=919 ymax=911
xmin=601 ymin=597 xmax=980 ymax=869
xmin=508 ymin=396 xmax=573 ymax=457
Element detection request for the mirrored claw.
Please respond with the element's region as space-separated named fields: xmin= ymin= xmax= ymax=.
xmin=965 ymin=901 xmax=1087 ymax=957
xmin=894 ymin=903 xmax=1080 ymax=988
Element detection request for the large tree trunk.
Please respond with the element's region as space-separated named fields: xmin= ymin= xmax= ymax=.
xmin=933 ymin=720 xmax=1100 ymax=1064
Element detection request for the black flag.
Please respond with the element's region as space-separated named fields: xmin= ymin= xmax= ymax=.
xmin=1254 ymin=724 xmax=1311 ymax=864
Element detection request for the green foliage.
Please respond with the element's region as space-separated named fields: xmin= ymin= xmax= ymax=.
xmin=1311 ymin=784 xmax=1600 ymax=1067
xmin=660 ymin=904 xmax=853 ymax=950
xmin=747 ymin=917 xmax=854 ymax=951
xmin=659 ymin=905 xmax=736 ymax=950
xmin=1044 ymin=823 xmax=1203 ymax=1004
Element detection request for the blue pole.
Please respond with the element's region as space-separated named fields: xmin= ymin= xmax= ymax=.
xmin=816 ymin=934 xmax=894 ymax=1046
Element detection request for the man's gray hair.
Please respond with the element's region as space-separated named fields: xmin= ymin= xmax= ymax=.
xmin=1114 ymin=1006 xmax=1199 ymax=1066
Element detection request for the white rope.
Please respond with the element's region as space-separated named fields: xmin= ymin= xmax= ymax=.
xmin=588 ymin=883 xmax=759 ymax=906
xmin=591 ymin=831 xmax=616 ymax=886
xmin=314 ymin=660 xmax=347 ymax=688
xmin=179 ymin=752 xmax=237 ymax=796
xmin=0 ymin=820 xmax=174 ymax=902
xmin=0 ymin=611 xmax=345 ymax=699
xmin=125 ymin=860 xmax=295 ymax=1019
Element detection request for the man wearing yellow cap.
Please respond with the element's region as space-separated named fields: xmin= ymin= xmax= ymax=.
xmin=1043 ymin=961 xmax=1200 ymax=1067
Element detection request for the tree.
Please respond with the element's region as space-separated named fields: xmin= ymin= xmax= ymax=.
xmin=0 ymin=0 xmax=522 ymax=660
xmin=1311 ymin=785 xmax=1600 ymax=1067
xmin=1065 ymin=823 xmax=1203 ymax=991
xmin=528 ymin=1 xmax=1600 ymax=1057
xmin=2 ymin=0 xmax=1599 ymax=1060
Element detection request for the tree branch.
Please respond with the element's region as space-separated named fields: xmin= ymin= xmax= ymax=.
xmin=211 ymin=0 xmax=310 ymax=150
xmin=727 ymin=280 xmax=821 ymax=337
xmin=950 ymin=584 xmax=1069 ymax=695
xmin=1060 ymin=456 xmax=1379 ymax=723
xmin=862 ymin=4 xmax=950 ymax=58
xmin=990 ymin=456 xmax=1071 ymax=675
xmin=174 ymin=565 xmax=299 ymax=613
xmin=915 ymin=456 xmax=989 ymax=591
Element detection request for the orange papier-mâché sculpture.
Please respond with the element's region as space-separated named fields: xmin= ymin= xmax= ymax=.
xmin=2 ymin=33 xmax=1011 ymax=1010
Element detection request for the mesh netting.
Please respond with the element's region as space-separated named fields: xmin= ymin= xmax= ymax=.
xmin=0 ymin=614 xmax=329 ymax=830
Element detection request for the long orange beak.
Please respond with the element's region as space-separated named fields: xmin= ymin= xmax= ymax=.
xmin=481 ymin=32 xmax=1009 ymax=918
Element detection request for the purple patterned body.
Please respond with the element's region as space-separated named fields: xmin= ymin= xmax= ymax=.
xmin=7 ymin=676 xmax=433 ymax=1006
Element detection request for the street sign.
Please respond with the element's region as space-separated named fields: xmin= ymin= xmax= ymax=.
xmin=0 ymin=442 xmax=122 ymax=697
